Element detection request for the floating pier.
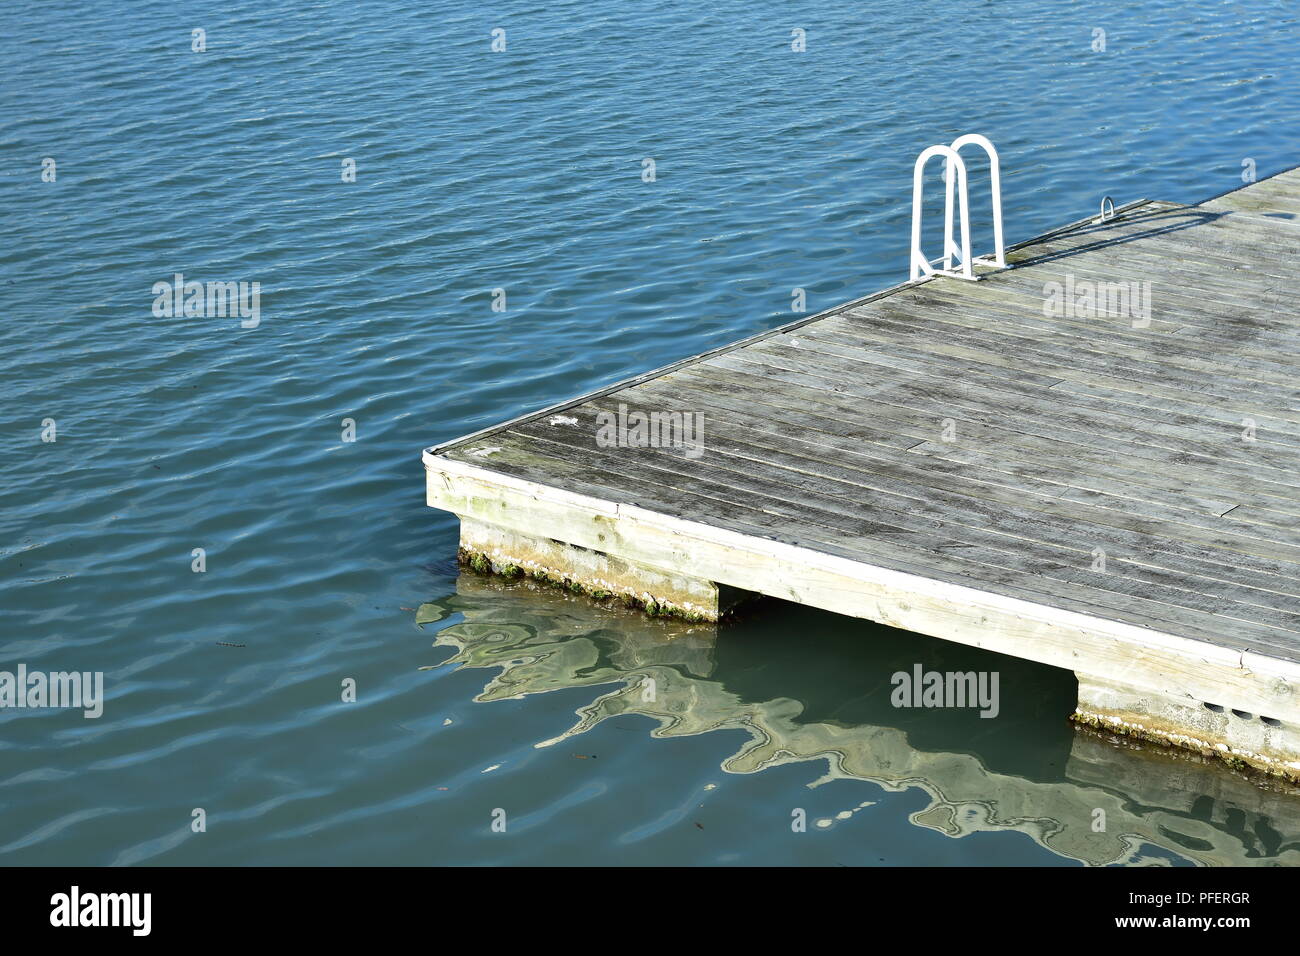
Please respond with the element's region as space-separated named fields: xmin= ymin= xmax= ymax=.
xmin=424 ymin=163 xmax=1300 ymax=780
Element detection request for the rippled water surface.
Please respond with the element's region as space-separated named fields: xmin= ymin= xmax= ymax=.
xmin=3 ymin=0 xmax=1300 ymax=865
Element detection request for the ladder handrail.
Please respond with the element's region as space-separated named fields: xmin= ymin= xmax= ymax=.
xmin=909 ymin=134 xmax=1006 ymax=282
xmin=911 ymin=144 xmax=971 ymax=281
xmin=947 ymin=133 xmax=1005 ymax=267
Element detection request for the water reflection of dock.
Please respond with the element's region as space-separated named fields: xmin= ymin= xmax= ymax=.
xmin=422 ymin=574 xmax=1300 ymax=867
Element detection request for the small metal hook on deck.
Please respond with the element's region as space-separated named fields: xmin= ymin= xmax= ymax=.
xmin=1096 ymin=195 xmax=1116 ymax=223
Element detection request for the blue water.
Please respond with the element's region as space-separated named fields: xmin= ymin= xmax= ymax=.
xmin=3 ymin=0 xmax=1300 ymax=865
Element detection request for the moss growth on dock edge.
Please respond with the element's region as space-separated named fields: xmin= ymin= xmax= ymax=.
xmin=1070 ymin=711 xmax=1300 ymax=787
xmin=456 ymin=547 xmax=716 ymax=623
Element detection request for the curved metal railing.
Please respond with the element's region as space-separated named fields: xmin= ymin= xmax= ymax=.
xmin=910 ymin=134 xmax=1006 ymax=282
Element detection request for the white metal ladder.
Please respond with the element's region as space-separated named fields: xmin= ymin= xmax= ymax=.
xmin=909 ymin=134 xmax=1005 ymax=282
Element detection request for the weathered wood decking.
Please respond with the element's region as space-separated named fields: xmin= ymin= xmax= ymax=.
xmin=424 ymin=165 xmax=1300 ymax=779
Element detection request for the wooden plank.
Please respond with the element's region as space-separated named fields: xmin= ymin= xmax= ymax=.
xmin=895 ymin=278 xmax=1300 ymax=370
xmin=913 ymin=274 xmax=1300 ymax=356
xmin=628 ymin=366 xmax=1250 ymax=518
xmin=757 ymin=323 xmax=1300 ymax=449
xmin=833 ymin=308 xmax=1300 ymax=415
xmin=701 ymin=349 xmax=1300 ymax=502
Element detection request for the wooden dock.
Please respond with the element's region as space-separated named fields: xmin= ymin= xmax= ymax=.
xmin=424 ymin=165 xmax=1300 ymax=780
